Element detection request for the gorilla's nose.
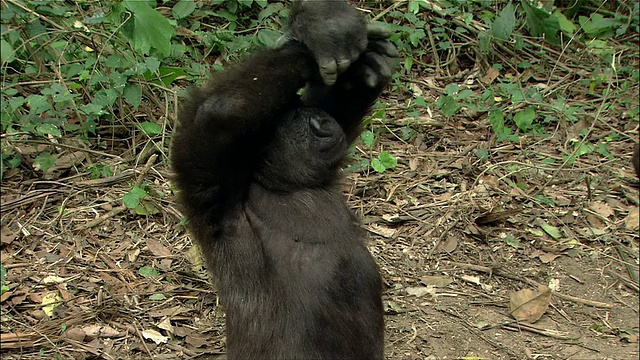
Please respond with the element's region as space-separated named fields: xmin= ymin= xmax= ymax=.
xmin=310 ymin=117 xmax=334 ymax=137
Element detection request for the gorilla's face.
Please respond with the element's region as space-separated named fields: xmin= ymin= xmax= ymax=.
xmin=257 ymin=108 xmax=347 ymax=190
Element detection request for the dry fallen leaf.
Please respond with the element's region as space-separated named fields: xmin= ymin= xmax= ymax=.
xmin=510 ymin=285 xmax=551 ymax=323
xmin=436 ymin=235 xmax=457 ymax=253
xmin=142 ymin=329 xmax=169 ymax=345
xmin=624 ymin=207 xmax=639 ymax=231
xmin=41 ymin=291 xmax=62 ymax=317
xmin=588 ymin=201 xmax=614 ymax=218
xmin=421 ymin=275 xmax=454 ymax=287
xmin=405 ymin=286 xmax=436 ymax=298
xmin=146 ymin=239 xmax=172 ymax=257
xmin=481 ymin=66 xmax=500 ymax=84
xmin=367 ymin=223 xmax=396 ymax=238
xmin=82 ymin=324 xmax=120 ymax=338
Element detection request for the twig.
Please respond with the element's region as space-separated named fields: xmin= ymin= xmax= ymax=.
xmin=448 ymin=261 xmax=613 ymax=309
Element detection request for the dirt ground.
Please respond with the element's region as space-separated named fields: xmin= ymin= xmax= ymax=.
xmin=1 ymin=103 xmax=638 ymax=359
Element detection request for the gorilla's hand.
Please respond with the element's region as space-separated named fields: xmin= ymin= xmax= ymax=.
xmin=344 ymin=28 xmax=400 ymax=90
xmin=283 ymin=0 xmax=367 ymax=86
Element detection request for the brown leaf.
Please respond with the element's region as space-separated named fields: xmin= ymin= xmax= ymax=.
xmin=436 ymin=235 xmax=457 ymax=253
xmin=624 ymin=207 xmax=639 ymax=231
xmin=47 ymin=151 xmax=86 ymax=174
xmin=185 ymin=333 xmax=209 ymax=348
xmin=481 ymin=67 xmax=500 ymax=84
xmin=1 ymin=227 xmax=17 ymax=245
xmin=510 ymin=285 xmax=551 ymax=323
xmin=146 ymin=239 xmax=172 ymax=257
xmin=588 ymin=201 xmax=613 ymax=218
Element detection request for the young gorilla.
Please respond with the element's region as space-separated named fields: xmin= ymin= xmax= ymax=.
xmin=171 ymin=1 xmax=397 ymax=359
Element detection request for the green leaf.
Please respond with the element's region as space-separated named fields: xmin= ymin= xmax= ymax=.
xmin=257 ymin=29 xmax=281 ymax=47
xmin=492 ymin=2 xmax=516 ymax=41
xmin=475 ymin=149 xmax=489 ymax=159
xmin=540 ymin=222 xmax=562 ymax=240
xmin=504 ymin=234 xmax=523 ymax=249
xmin=439 ymin=95 xmax=460 ymax=117
xmin=123 ymin=186 xmax=147 ymax=209
xmin=36 ymin=124 xmax=62 ymax=137
xmin=407 ymin=29 xmax=425 ymax=47
xmin=123 ymin=0 xmax=176 ymax=56
xmin=123 ymin=84 xmax=142 ymax=109
xmin=34 ymin=152 xmax=57 ymax=172
xmin=444 ymin=83 xmax=460 ymax=95
xmin=149 ymin=293 xmax=166 ymax=301
xmin=526 ymin=228 xmax=545 ymax=237
xmin=513 ymin=107 xmax=536 ymax=132
xmin=173 ymin=0 xmax=196 ymax=20
xmin=553 ymin=10 xmax=576 ymax=35
xmin=138 ymin=121 xmax=162 ymax=136
xmin=1 ymin=264 xmax=7 ymax=282
xmin=378 ymin=152 xmax=397 ymax=169
xmin=489 ymin=110 xmax=511 ymax=142
xmin=477 ymin=31 xmax=492 ymax=55
xmin=1 ymin=40 xmax=15 ymax=65
xmin=521 ymin=0 xmax=560 ymax=43
xmin=138 ymin=266 xmax=160 ymax=277
xmin=361 ymin=130 xmax=374 ymax=148
xmin=371 ymin=158 xmax=386 ymax=173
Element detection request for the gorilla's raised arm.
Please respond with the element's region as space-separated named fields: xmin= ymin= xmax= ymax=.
xmin=171 ymin=42 xmax=316 ymax=221
xmin=303 ymin=30 xmax=399 ymax=143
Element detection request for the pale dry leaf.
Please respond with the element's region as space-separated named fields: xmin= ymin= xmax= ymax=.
xmin=157 ymin=318 xmax=174 ymax=334
xmin=367 ymin=223 xmax=396 ymax=238
xmin=588 ymin=201 xmax=614 ymax=218
xmin=41 ymin=291 xmax=62 ymax=317
xmin=82 ymin=324 xmax=120 ymax=338
xmin=421 ymin=275 xmax=453 ymax=287
xmin=510 ymin=285 xmax=551 ymax=323
xmin=409 ymin=157 xmax=419 ymax=171
xmin=405 ymin=286 xmax=436 ymax=298
xmin=42 ymin=275 xmax=66 ymax=284
xmin=142 ymin=329 xmax=169 ymax=344
xmin=624 ymin=207 xmax=639 ymax=231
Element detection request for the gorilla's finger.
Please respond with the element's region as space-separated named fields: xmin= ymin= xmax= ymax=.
xmin=318 ymin=58 xmax=338 ymax=85
xmin=369 ymin=39 xmax=400 ymax=58
xmin=362 ymin=67 xmax=378 ymax=88
xmin=363 ymin=52 xmax=393 ymax=79
xmin=367 ymin=24 xmax=391 ymax=39
xmin=336 ymin=58 xmax=351 ymax=74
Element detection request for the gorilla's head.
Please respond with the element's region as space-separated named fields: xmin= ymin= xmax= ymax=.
xmin=257 ymin=108 xmax=347 ymax=190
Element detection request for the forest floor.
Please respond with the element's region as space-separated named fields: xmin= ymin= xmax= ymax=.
xmin=2 ymin=23 xmax=640 ymax=360
xmin=2 ymin=98 xmax=638 ymax=359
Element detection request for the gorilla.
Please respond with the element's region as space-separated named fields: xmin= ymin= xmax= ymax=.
xmin=170 ymin=1 xmax=398 ymax=358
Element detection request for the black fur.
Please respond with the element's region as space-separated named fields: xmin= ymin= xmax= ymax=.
xmin=171 ymin=3 xmax=397 ymax=359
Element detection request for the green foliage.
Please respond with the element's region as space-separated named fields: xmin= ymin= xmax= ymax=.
xmin=138 ymin=265 xmax=160 ymax=278
xmin=371 ymin=152 xmax=398 ymax=173
xmin=1 ymin=264 xmax=8 ymax=294
xmin=87 ymin=164 xmax=113 ymax=179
